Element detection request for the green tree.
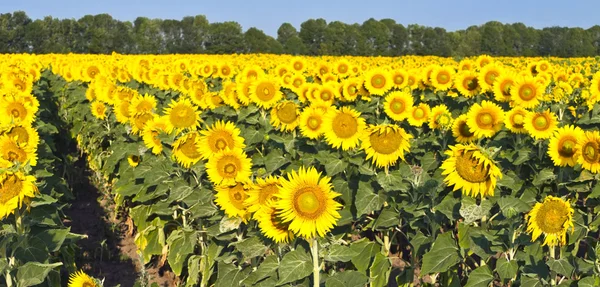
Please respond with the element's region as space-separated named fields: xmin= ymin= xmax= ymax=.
xmin=299 ymin=18 xmax=327 ymax=55
xmin=205 ymin=22 xmax=244 ymax=54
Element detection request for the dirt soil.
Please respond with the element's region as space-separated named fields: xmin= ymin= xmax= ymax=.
xmin=63 ymin=159 xmax=176 ymax=287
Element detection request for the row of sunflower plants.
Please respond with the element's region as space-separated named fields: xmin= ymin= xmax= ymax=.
xmin=0 ymin=59 xmax=84 ymax=286
xmin=46 ymin=53 xmax=600 ymax=286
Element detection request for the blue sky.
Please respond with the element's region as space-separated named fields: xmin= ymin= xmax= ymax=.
xmin=1 ymin=0 xmax=598 ymax=36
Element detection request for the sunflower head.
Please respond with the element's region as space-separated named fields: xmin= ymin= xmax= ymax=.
xmin=523 ymin=110 xmax=558 ymax=140
xmin=384 ymin=90 xmax=413 ymax=122
xmin=215 ymin=182 xmax=251 ymax=222
xmin=68 ymin=270 xmax=99 ymax=287
xmin=206 ymin=148 xmax=253 ymax=186
xmin=270 ymin=101 xmax=300 ymax=132
xmin=0 ymin=171 xmax=38 ymax=219
xmin=452 ymin=114 xmax=476 ymax=143
xmin=323 ymin=107 xmax=366 ymax=151
xmin=198 ymin=120 xmax=246 ymax=160
xmin=526 ymin=196 xmax=574 ymax=247
xmin=548 ymin=125 xmax=584 ymax=167
xmin=361 ymin=124 xmax=412 ymax=168
xmin=164 ymin=98 xmax=201 ymax=132
xmin=466 ymin=100 xmax=504 ymax=138
xmin=576 ymin=130 xmax=600 ymax=173
xmin=256 ymin=204 xmax=294 ymax=243
xmin=172 ymin=132 xmax=203 ymax=168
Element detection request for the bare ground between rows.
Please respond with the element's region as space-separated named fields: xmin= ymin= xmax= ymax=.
xmin=62 ymin=156 xmax=176 ymax=287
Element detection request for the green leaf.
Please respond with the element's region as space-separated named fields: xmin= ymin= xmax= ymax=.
xmin=264 ymin=149 xmax=290 ymax=173
xmin=420 ymin=233 xmax=460 ymax=274
xmin=577 ymin=276 xmax=600 ymax=287
xmin=277 ymin=248 xmax=313 ymax=285
xmin=34 ymin=228 xmax=70 ymax=252
xmin=532 ymin=168 xmax=556 ymax=186
xmin=325 ymin=245 xmax=358 ymax=262
xmin=355 ymin=180 xmax=383 ymax=217
xmin=370 ymin=253 xmax=391 ymax=287
xmin=185 ymin=255 xmax=201 ymax=287
xmin=464 ymin=265 xmax=494 ymax=287
xmin=232 ymin=236 xmax=268 ymax=259
xmin=520 ymin=276 xmax=543 ymax=287
xmin=17 ymin=262 xmax=62 ymax=287
xmin=459 ymin=197 xmax=492 ymax=224
xmin=547 ymin=258 xmax=574 ymax=277
xmin=216 ymin=262 xmax=249 ymax=287
xmin=373 ymin=207 xmax=399 ymax=229
xmin=420 ymin=152 xmax=438 ymax=171
xmin=495 ymin=257 xmax=518 ymax=280
xmin=350 ymin=239 xmax=379 ymax=272
xmin=244 ymin=255 xmax=280 ymax=285
xmin=167 ymin=229 xmax=197 ymax=276
xmin=324 ymin=158 xmax=348 ymax=177
xmin=325 ymin=271 xmax=369 ymax=287
xmin=376 ymin=169 xmax=408 ymax=191
xmin=435 ymin=194 xmax=460 ymax=220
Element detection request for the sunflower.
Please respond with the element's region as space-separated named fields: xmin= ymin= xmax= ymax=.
xmin=323 ymin=107 xmax=366 ymax=150
xmin=576 ymin=130 xmax=600 ymax=173
xmin=214 ymin=182 xmax=250 ymax=222
xmin=142 ymin=116 xmax=172 ymax=155
xmin=275 ymin=167 xmax=342 ymax=239
xmin=511 ymin=76 xmax=542 ymax=109
xmin=127 ymin=155 xmax=140 ymax=167
xmin=476 ymin=55 xmax=493 ymax=68
xmin=312 ymin=83 xmax=338 ymax=106
xmin=390 ymin=69 xmax=409 ymax=90
xmin=455 ymin=71 xmax=481 ymax=98
xmin=172 ymin=132 xmax=203 ymax=168
xmin=0 ymin=171 xmax=38 ymax=219
xmin=526 ymin=196 xmax=574 ymax=247
xmin=440 ymin=144 xmax=502 ymax=198
xmin=270 ymin=101 xmax=300 ymax=132
xmin=407 ymin=103 xmax=431 ymax=127
xmin=198 ymin=120 xmax=246 ymax=160
xmin=478 ymin=63 xmax=502 ymax=92
xmin=114 ymin=100 xmax=132 ymax=124
xmin=548 ymin=125 xmax=584 ymax=167
xmin=361 ymin=124 xmax=412 ymax=168
xmin=299 ymin=105 xmax=332 ymax=140
xmin=163 ymin=98 xmax=201 ymax=132
xmin=383 ymin=90 xmax=413 ymax=121
xmin=523 ymin=110 xmax=558 ymax=140
xmin=68 ymin=271 xmax=99 ymax=287
xmin=0 ymin=135 xmax=37 ymax=168
xmin=341 ymin=78 xmax=362 ymax=102
xmin=128 ymin=94 xmax=157 ymax=117
xmin=256 ymin=205 xmax=294 ymax=243
xmin=130 ymin=112 xmax=155 ymax=136
xmin=249 ymin=78 xmax=283 ymax=109
xmin=428 ymin=104 xmax=453 ymax=130
xmin=492 ymin=71 xmax=515 ymax=102
xmin=452 ymin=115 xmax=476 ymax=143
xmin=364 ymin=68 xmax=393 ymax=96
xmin=504 ymin=107 xmax=528 ymax=134
xmin=0 ymin=96 xmax=36 ymax=125
xmin=291 ymin=58 xmax=307 ymax=74
xmin=245 ymin=175 xmax=281 ymax=214
xmin=466 ymin=100 xmax=504 ymax=138
xmin=90 ymin=101 xmax=107 ymax=120
xmin=206 ymin=148 xmax=253 ymax=186
xmin=430 ymin=66 xmax=455 ymax=91
xmin=1 ymin=123 xmax=40 ymax=149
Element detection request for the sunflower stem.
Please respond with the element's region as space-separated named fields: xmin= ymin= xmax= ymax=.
xmin=311 ymin=238 xmax=320 ymax=287
xmin=549 ymin=246 xmax=557 ymax=285
xmin=14 ymin=207 xmax=23 ymax=235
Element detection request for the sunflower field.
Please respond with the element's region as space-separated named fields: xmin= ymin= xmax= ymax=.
xmin=1 ymin=54 xmax=600 ymax=287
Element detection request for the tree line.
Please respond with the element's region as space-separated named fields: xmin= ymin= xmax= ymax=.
xmin=3 ymin=11 xmax=600 ymax=57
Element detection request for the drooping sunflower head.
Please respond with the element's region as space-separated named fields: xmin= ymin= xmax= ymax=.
xmin=0 ymin=171 xmax=38 ymax=219
xmin=523 ymin=110 xmax=558 ymax=140
xmin=361 ymin=124 xmax=412 ymax=169
xmin=142 ymin=115 xmax=172 ymax=155
xmin=206 ymin=148 xmax=253 ymax=187
xmin=172 ymin=132 xmax=203 ymax=168
xmin=466 ymin=100 xmax=504 ymax=139
xmin=198 ymin=120 xmax=246 ymax=160
xmin=511 ymin=76 xmax=542 ymax=109
xmin=323 ymin=106 xmax=366 ymax=151
xmin=428 ymin=104 xmax=454 ymax=130
xmin=214 ymin=182 xmax=251 ymax=222
xmin=504 ymin=107 xmax=528 ymax=134
xmin=1 ymin=123 xmax=40 ymax=149
xmin=245 ymin=175 xmax=281 ymax=214
xmin=275 ymin=166 xmax=342 ymax=239
xmin=164 ymin=98 xmax=201 ymax=132
xmin=383 ymin=90 xmax=414 ymax=122
xmin=452 ymin=114 xmax=476 ymax=143
xmin=256 ymin=204 xmax=294 ymax=243
xmin=548 ymin=125 xmax=584 ymax=167
xmin=576 ymin=130 xmax=600 ymax=173
xmin=526 ymin=196 xmax=574 ymax=247
xmin=0 ymin=135 xmax=37 ymax=168
xmin=440 ymin=144 xmax=502 ymax=198
xmin=270 ymin=101 xmax=300 ymax=132
xmin=130 ymin=112 xmax=155 ymax=136
xmin=408 ymin=103 xmax=431 ymax=127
